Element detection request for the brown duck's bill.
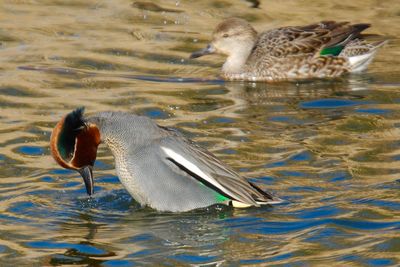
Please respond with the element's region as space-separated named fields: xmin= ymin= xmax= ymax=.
xmin=78 ymin=165 xmax=94 ymax=196
xmin=189 ymin=44 xmax=215 ymax=59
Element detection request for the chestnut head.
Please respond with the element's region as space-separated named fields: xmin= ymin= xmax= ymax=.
xmin=50 ymin=107 xmax=100 ymax=195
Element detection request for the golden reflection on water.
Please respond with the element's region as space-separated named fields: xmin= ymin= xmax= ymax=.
xmin=1 ymin=0 xmax=400 ymax=265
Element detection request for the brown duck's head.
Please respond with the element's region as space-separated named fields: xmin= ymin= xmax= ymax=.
xmin=190 ymin=18 xmax=257 ymax=59
xmin=50 ymin=107 xmax=101 ymax=196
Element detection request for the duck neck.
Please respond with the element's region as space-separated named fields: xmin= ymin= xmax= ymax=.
xmin=222 ymin=43 xmax=254 ymax=75
xmin=87 ymin=112 xmax=161 ymax=157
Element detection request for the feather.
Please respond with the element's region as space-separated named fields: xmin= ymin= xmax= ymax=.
xmin=159 ymin=133 xmax=279 ymax=206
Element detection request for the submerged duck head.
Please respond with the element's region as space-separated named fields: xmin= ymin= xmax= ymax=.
xmin=50 ymin=107 xmax=101 ymax=196
xmin=190 ymin=18 xmax=257 ymax=73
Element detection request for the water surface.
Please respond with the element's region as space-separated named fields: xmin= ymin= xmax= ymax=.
xmin=1 ymin=0 xmax=400 ymax=266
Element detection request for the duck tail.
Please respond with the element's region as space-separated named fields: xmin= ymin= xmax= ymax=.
xmin=342 ymin=39 xmax=388 ymax=73
xmin=249 ymin=182 xmax=284 ymax=205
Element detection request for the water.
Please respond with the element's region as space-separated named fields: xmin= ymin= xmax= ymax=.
xmin=1 ymin=0 xmax=400 ymax=265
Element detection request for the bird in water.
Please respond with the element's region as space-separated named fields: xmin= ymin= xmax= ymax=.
xmin=190 ymin=18 xmax=387 ymax=82
xmin=50 ymin=108 xmax=282 ymax=212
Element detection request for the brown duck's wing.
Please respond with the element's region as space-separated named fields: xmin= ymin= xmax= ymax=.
xmin=339 ymin=39 xmax=387 ymax=58
xmin=254 ymin=21 xmax=370 ymax=58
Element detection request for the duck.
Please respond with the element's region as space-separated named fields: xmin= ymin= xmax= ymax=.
xmin=50 ymin=108 xmax=282 ymax=212
xmin=190 ymin=18 xmax=387 ymax=82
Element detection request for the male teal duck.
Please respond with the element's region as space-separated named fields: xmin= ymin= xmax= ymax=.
xmin=50 ymin=108 xmax=282 ymax=212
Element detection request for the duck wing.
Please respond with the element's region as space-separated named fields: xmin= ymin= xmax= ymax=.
xmin=157 ymin=129 xmax=279 ymax=206
xmin=255 ymin=21 xmax=370 ymax=58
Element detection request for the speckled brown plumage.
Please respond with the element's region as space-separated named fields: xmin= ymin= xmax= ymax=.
xmin=191 ymin=18 xmax=387 ymax=82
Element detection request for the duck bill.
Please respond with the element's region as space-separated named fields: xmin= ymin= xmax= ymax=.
xmin=190 ymin=44 xmax=215 ymax=58
xmin=78 ymin=166 xmax=94 ymax=196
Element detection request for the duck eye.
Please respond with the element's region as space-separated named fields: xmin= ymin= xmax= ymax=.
xmin=222 ymin=33 xmax=229 ymax=38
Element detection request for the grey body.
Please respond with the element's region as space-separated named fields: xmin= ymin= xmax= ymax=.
xmin=88 ymin=112 xmax=278 ymax=212
xmin=88 ymin=112 xmax=216 ymax=211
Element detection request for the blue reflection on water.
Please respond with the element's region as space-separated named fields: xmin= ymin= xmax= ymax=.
xmin=139 ymin=108 xmax=170 ymax=119
xmin=27 ymin=241 xmax=107 ymax=255
xmin=170 ymin=254 xmax=218 ymax=264
xmin=17 ymin=146 xmax=44 ymax=155
xmin=210 ymin=117 xmax=235 ymax=123
xmin=366 ymin=258 xmax=396 ymax=266
xmin=289 ymin=205 xmax=342 ymax=219
xmin=356 ymin=108 xmax=389 ymax=114
xmin=103 ymin=260 xmax=134 ymax=267
xmin=300 ymin=98 xmax=361 ymax=109
xmin=40 ymin=176 xmax=55 ymax=182
xmin=340 ymin=255 xmax=395 ymax=266
xmin=240 ymin=252 xmax=293 ymax=265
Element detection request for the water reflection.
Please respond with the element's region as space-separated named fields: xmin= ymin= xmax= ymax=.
xmin=32 ymin=197 xmax=235 ymax=265
xmin=1 ymin=0 xmax=400 ymax=266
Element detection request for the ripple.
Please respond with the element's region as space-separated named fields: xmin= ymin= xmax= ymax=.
xmin=27 ymin=241 xmax=111 ymax=256
xmin=136 ymin=107 xmax=171 ymax=119
xmin=16 ymin=146 xmax=45 ymax=156
xmin=169 ymin=253 xmax=218 ymax=264
xmin=0 ymin=86 xmax=40 ymax=97
xmin=356 ymin=108 xmax=390 ymax=115
xmin=103 ymin=260 xmax=134 ymax=267
xmin=240 ymin=252 xmax=293 ymax=265
xmin=289 ymin=205 xmax=343 ymax=219
xmin=300 ymin=98 xmax=361 ymax=109
xmin=1 ymin=0 xmax=400 ymax=266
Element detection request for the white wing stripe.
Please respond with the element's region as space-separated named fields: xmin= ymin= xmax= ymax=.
xmin=161 ymin=146 xmax=227 ymax=193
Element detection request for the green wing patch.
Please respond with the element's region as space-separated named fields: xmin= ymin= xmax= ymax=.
xmin=320 ymin=45 xmax=344 ymax=56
